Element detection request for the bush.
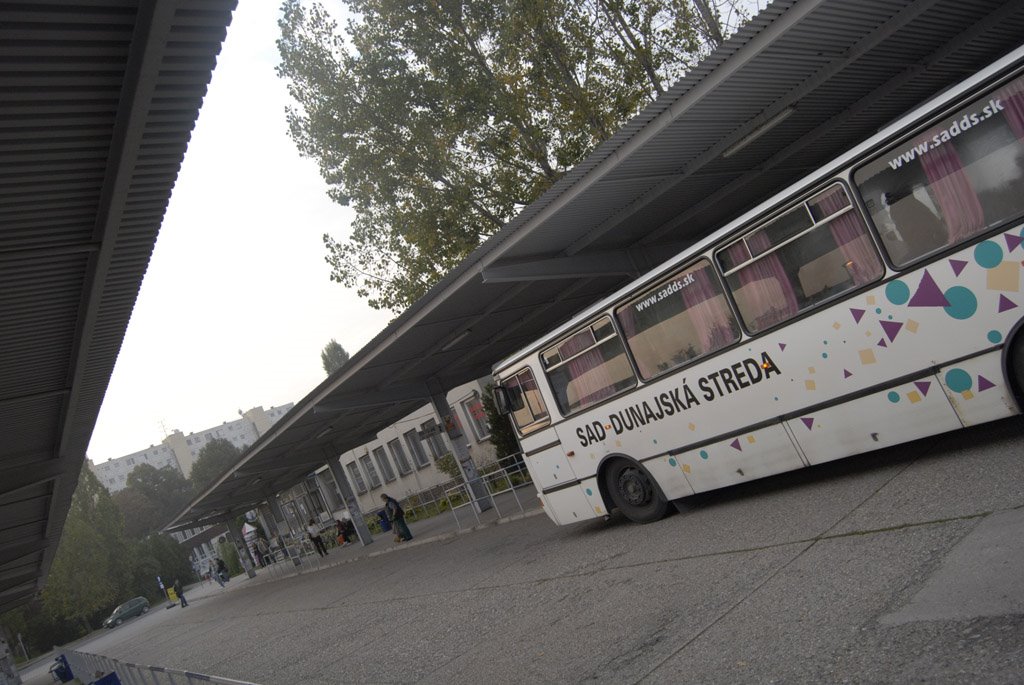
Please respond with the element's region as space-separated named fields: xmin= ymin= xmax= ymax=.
xmin=434 ymin=452 xmax=462 ymax=480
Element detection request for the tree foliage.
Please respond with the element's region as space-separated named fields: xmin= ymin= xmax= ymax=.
xmin=3 ymin=467 xmax=198 ymax=655
xmin=321 ymin=338 xmax=350 ymax=375
xmin=482 ymin=384 xmax=519 ymax=460
xmin=278 ymin=0 xmax=747 ymax=311
xmin=40 ymin=467 xmax=128 ymax=632
xmin=189 ymin=438 xmax=244 ymax=493
xmin=112 ymin=463 xmax=194 ymax=538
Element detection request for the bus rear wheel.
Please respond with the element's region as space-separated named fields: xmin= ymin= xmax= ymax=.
xmin=603 ymin=458 xmax=668 ymax=523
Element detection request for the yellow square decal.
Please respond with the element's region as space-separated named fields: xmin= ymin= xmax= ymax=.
xmin=682 ymin=463 xmax=691 ymax=474
xmin=962 ymin=390 xmax=974 ymax=400
xmin=805 ymin=379 xmax=817 ymax=390
xmin=833 ymin=322 xmax=841 ymax=330
xmin=867 ymin=295 xmax=876 ymax=305
xmin=746 ymin=435 xmax=756 ymax=444
xmin=905 ymin=319 xmax=919 ymax=333
xmin=907 ymin=391 xmax=922 ymax=403
xmin=987 ymin=260 xmax=1020 ymax=292
xmin=859 ymin=349 xmax=877 ymax=364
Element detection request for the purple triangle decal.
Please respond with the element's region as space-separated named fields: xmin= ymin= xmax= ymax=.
xmin=850 ymin=308 xmax=865 ymax=323
xmin=879 ymin=320 xmax=903 ymax=342
xmin=801 ymin=417 xmax=814 ymax=430
xmin=779 ymin=342 xmax=787 ymax=351
xmin=949 ymin=259 xmax=968 ymax=277
xmin=998 ymin=294 xmax=1018 ymax=313
xmin=1005 ymin=233 xmax=1023 ymax=252
xmin=908 ymin=270 xmax=950 ymax=307
xmin=878 ymin=338 xmax=888 ymax=347
xmin=844 ymin=369 xmax=853 ymax=378
xmin=914 ymin=381 xmax=931 ymax=396
xmin=730 ymin=438 xmax=742 ymax=451
xmin=978 ymin=375 xmax=995 ymax=391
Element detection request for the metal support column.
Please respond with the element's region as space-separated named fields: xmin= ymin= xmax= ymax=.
xmin=225 ymin=518 xmax=257 ymax=579
xmin=325 ymin=455 xmax=374 ymax=546
xmin=267 ymin=495 xmax=301 ymax=566
xmin=427 ymin=379 xmax=492 ymax=513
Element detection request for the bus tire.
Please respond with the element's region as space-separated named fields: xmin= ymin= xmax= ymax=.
xmin=1007 ymin=328 xmax=1024 ymax=409
xmin=602 ymin=458 xmax=668 ymax=523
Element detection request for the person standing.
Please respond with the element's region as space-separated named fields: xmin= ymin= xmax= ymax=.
xmin=307 ymin=518 xmax=328 ymax=557
xmin=172 ymin=578 xmax=188 ymax=607
xmin=381 ymin=494 xmax=413 ymax=542
xmin=209 ymin=561 xmax=224 ymax=587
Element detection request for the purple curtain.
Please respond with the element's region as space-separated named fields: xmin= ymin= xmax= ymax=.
xmin=559 ymin=329 xmax=617 ymax=409
xmin=815 ymin=187 xmax=881 ymax=285
xmin=917 ymin=136 xmax=984 ymax=243
xmin=727 ymin=233 xmax=799 ymax=331
xmin=1000 ymin=76 xmax=1024 ymax=139
xmin=681 ymin=266 xmax=734 ymax=351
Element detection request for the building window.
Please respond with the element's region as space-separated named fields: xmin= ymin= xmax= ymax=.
xmin=461 ymin=393 xmax=491 ymax=441
xmin=404 ymin=429 xmax=429 ymax=469
xmin=359 ymin=453 xmax=382 ymax=489
xmin=345 ymin=462 xmax=366 ymax=493
xmin=421 ymin=419 xmax=448 ymax=459
xmin=372 ymin=446 xmax=396 ymax=482
xmin=388 ymin=438 xmax=412 ymax=475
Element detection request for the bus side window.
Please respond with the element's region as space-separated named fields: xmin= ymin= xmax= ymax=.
xmin=505 ymin=368 xmax=549 ymax=435
xmin=854 ymin=72 xmax=1024 ymax=267
xmin=718 ymin=183 xmax=884 ymax=334
xmin=616 ymin=259 xmax=740 ymax=380
xmin=542 ymin=316 xmax=637 ymax=415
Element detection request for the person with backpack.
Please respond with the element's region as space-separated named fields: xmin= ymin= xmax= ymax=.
xmin=380 ymin=494 xmax=412 ymax=542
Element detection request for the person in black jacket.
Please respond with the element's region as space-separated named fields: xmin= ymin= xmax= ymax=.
xmin=381 ymin=494 xmax=413 ymax=542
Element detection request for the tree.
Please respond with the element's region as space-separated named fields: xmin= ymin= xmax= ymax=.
xmin=112 ymin=463 xmax=194 ymax=538
xmin=278 ymin=0 xmax=744 ymax=311
xmin=126 ymin=535 xmax=197 ymax=601
xmin=321 ymin=338 xmax=350 ymax=375
xmin=189 ymin=438 xmax=243 ymax=493
xmin=482 ymin=384 xmax=519 ymax=461
xmin=41 ymin=467 xmax=130 ymax=633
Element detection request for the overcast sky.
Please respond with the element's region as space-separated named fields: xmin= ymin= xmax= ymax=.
xmin=86 ymin=2 xmax=392 ymax=462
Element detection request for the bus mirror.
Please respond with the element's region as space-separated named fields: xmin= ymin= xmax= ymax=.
xmin=492 ymin=386 xmax=512 ymax=415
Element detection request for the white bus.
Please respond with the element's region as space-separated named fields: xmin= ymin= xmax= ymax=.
xmin=492 ymin=43 xmax=1024 ymax=525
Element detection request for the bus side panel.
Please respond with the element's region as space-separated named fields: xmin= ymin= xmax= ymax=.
xmin=644 ymin=455 xmax=696 ymax=501
xmin=520 ymin=433 xmax=578 ymax=491
xmin=788 ymin=375 xmax=963 ymax=466
xmin=938 ymin=350 xmax=1020 ymax=426
xmin=671 ymin=423 xmax=804 ymax=494
xmin=544 ymin=481 xmax=604 ymax=525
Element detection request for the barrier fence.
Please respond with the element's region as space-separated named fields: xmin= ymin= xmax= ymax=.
xmin=62 ymin=650 xmax=258 ymax=685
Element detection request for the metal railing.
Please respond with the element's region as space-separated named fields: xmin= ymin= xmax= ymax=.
xmin=63 ymin=649 xmax=258 ymax=685
xmin=443 ymin=457 xmax=534 ymax=530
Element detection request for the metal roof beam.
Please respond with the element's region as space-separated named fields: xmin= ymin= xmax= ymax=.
xmin=480 ymin=251 xmax=639 ymax=283
xmin=0 ymin=460 xmax=64 ymax=502
xmin=315 ymin=385 xmax=432 ymax=413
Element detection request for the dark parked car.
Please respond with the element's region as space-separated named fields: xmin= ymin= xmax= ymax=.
xmin=102 ymin=596 xmax=150 ymax=628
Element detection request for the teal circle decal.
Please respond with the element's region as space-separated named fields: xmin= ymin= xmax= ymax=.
xmin=585 ymin=488 xmax=593 ymax=496
xmin=822 ymin=352 xmax=828 ymax=359
xmin=987 ymin=330 xmax=1003 ymax=344
xmin=886 ymin=280 xmax=910 ymax=305
xmin=667 ymin=458 xmax=677 ymax=467
xmin=699 ymin=449 xmax=709 ymax=460
xmin=887 ymin=391 xmax=900 ymax=403
xmin=875 ymin=307 xmax=882 ymax=314
xmin=943 ymin=286 xmax=977 ymax=320
xmin=974 ymin=241 xmax=1003 ymax=269
xmin=945 ymin=368 xmax=972 ymax=393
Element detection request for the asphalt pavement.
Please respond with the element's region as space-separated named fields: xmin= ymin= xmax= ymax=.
xmin=19 ymin=416 xmax=1024 ymax=684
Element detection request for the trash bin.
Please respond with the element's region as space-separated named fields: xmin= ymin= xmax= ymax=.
xmin=49 ymin=654 xmax=73 ymax=683
xmin=377 ymin=510 xmax=391 ymax=532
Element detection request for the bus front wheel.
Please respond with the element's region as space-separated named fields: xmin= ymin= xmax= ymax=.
xmin=603 ymin=458 xmax=668 ymax=523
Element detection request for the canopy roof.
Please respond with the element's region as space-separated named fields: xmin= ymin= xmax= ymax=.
xmin=161 ymin=0 xmax=1024 ymax=531
xmin=0 ymin=1 xmax=235 ymax=613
